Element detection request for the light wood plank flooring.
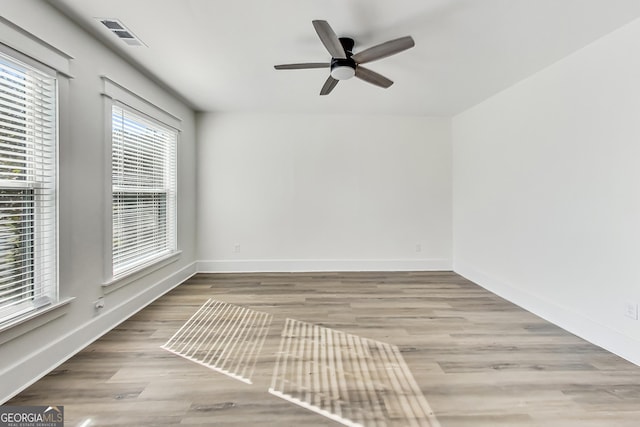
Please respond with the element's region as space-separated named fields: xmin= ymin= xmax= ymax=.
xmin=7 ymin=272 xmax=640 ymax=426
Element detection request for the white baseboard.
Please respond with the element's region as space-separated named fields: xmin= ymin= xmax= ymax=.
xmin=454 ymin=260 xmax=640 ymax=366
xmin=197 ymin=258 xmax=452 ymax=273
xmin=0 ymin=261 xmax=197 ymax=403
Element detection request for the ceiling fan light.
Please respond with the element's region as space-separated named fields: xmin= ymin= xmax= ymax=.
xmin=330 ymin=65 xmax=355 ymax=80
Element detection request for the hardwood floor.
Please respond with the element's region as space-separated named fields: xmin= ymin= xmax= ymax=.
xmin=7 ymin=272 xmax=640 ymax=426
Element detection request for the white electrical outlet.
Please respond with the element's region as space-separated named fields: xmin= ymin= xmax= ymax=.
xmin=624 ymin=301 xmax=638 ymax=320
xmin=234 ymin=243 xmax=241 ymax=253
xmin=415 ymin=243 xmax=422 ymax=253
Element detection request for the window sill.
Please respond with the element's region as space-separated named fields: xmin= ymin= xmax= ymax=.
xmin=102 ymin=251 xmax=182 ymax=294
xmin=0 ymin=297 xmax=75 ymax=346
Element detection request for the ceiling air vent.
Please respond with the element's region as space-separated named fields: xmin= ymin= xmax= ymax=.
xmin=97 ymin=18 xmax=146 ymax=47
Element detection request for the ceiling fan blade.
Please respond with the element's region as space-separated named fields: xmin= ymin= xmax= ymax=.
xmin=351 ymin=36 xmax=415 ymax=64
xmin=312 ymin=20 xmax=347 ymax=59
xmin=355 ymin=66 xmax=393 ymax=88
xmin=274 ymin=63 xmax=330 ymax=70
xmin=320 ymin=75 xmax=339 ymax=95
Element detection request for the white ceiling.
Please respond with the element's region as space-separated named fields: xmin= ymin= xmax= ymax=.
xmin=49 ymin=0 xmax=640 ymax=115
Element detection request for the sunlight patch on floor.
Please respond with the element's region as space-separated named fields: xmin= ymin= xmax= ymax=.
xmin=269 ymin=318 xmax=440 ymax=427
xmin=162 ymin=299 xmax=272 ymax=384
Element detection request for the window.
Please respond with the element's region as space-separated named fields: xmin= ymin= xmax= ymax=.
xmin=0 ymin=51 xmax=57 ymax=324
xmin=111 ymin=105 xmax=177 ymax=278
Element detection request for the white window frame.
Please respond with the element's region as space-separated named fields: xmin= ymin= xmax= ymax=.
xmin=0 ymin=46 xmax=58 ymax=325
xmin=101 ymin=77 xmax=181 ymax=286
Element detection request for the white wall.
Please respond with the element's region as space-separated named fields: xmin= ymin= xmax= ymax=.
xmin=453 ymin=18 xmax=640 ymax=364
xmin=197 ymin=113 xmax=452 ymax=272
xmin=0 ymin=1 xmax=197 ymax=402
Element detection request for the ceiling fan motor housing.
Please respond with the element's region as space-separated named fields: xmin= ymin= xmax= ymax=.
xmin=331 ymin=37 xmax=356 ymax=80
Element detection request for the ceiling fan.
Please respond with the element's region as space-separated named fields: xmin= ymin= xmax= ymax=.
xmin=274 ymin=20 xmax=415 ymax=95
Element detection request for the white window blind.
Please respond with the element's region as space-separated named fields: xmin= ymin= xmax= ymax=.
xmin=111 ymin=105 xmax=177 ymax=278
xmin=0 ymin=51 xmax=57 ymax=324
